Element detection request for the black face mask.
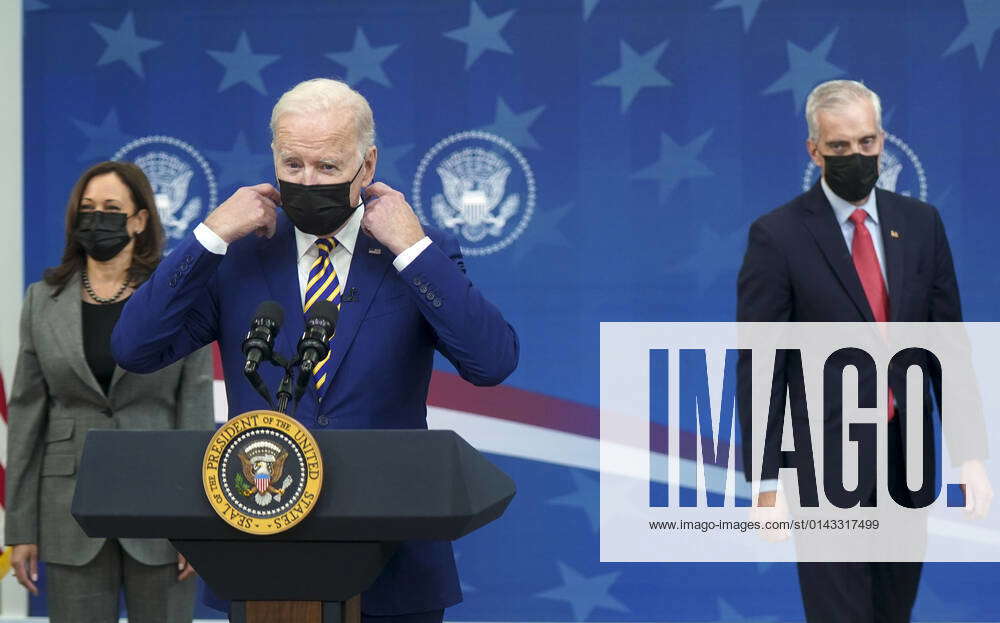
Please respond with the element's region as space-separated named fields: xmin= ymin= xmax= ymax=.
xmin=823 ymin=153 xmax=879 ymax=203
xmin=74 ymin=210 xmax=134 ymax=262
xmin=279 ymin=163 xmax=365 ymax=236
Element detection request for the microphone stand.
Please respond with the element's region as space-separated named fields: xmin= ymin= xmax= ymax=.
xmin=270 ymin=353 xmax=299 ymax=416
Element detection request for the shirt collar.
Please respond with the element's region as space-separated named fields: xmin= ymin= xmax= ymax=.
xmin=821 ymin=176 xmax=879 ymax=227
xmin=294 ymin=200 xmax=364 ymax=262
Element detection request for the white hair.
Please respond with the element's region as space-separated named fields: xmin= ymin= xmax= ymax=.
xmin=269 ymin=78 xmax=376 ymax=161
xmin=805 ymin=80 xmax=882 ymax=142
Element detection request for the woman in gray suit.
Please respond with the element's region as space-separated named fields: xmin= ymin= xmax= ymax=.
xmin=4 ymin=161 xmax=215 ymax=622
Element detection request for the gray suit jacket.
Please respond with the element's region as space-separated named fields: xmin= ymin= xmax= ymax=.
xmin=4 ymin=275 xmax=215 ymax=566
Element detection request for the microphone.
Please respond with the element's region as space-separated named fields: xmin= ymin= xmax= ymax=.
xmin=242 ymin=301 xmax=284 ymax=373
xmin=242 ymin=301 xmax=284 ymax=407
xmin=294 ymin=301 xmax=339 ymax=401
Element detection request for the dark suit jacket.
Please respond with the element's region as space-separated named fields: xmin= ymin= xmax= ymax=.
xmin=736 ymin=183 xmax=977 ymax=508
xmin=111 ymin=213 xmax=519 ymax=615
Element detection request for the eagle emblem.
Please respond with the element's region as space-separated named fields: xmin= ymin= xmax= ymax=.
xmin=876 ymin=149 xmax=903 ymax=194
xmin=203 ymin=410 xmax=324 ymax=535
xmin=235 ymin=440 xmax=293 ymax=507
xmin=135 ymin=151 xmax=202 ymax=240
xmin=431 ymin=147 xmax=520 ymax=243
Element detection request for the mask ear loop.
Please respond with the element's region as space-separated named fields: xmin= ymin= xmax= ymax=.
xmin=355 ymin=154 xmax=373 ymax=209
xmin=274 ymin=176 xmax=285 ymax=209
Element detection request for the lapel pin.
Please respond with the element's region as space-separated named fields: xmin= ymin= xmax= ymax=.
xmin=890 ymin=230 xmax=900 ymax=239
xmin=368 ymin=247 xmax=382 ymax=255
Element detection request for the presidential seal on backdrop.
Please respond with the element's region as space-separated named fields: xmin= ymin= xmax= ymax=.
xmin=802 ymin=132 xmax=927 ymax=202
xmin=413 ymin=130 xmax=535 ymax=257
xmin=114 ymin=136 xmax=218 ymax=250
xmin=202 ymin=410 xmax=323 ymax=535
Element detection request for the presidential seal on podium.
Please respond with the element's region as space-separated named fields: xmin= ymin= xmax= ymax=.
xmin=202 ymin=410 xmax=323 ymax=535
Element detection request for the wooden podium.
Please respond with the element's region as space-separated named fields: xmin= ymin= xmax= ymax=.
xmin=71 ymin=429 xmax=516 ymax=623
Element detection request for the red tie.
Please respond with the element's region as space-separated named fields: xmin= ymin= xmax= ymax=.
xmin=849 ymin=208 xmax=894 ymax=420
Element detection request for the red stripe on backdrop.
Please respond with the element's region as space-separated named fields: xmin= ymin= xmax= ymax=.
xmin=426 ymin=370 xmax=739 ymax=469
xmin=427 ymin=370 xmax=599 ymax=439
xmin=209 ymin=351 xmax=740 ymax=470
xmin=212 ymin=342 xmax=223 ymax=379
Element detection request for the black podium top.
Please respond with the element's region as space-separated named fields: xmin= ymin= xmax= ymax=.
xmin=72 ymin=429 xmax=515 ymax=542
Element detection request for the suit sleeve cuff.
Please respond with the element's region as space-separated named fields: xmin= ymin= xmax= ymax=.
xmin=392 ymin=236 xmax=432 ymax=272
xmin=758 ymin=479 xmax=780 ymax=493
xmin=194 ymin=223 xmax=229 ymax=255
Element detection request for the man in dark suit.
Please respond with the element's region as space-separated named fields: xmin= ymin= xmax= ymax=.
xmin=737 ymin=80 xmax=990 ymax=623
xmin=112 ymin=78 xmax=519 ymax=623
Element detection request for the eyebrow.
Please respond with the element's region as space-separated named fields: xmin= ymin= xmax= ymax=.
xmin=824 ymin=135 xmax=876 ymax=146
xmin=277 ymin=152 xmax=341 ymax=168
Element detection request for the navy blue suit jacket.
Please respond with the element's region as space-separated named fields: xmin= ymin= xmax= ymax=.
xmin=112 ymin=213 xmax=519 ymax=614
xmin=735 ymin=183 xmax=981 ymax=507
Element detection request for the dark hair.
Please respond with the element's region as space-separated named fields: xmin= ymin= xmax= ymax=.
xmin=43 ymin=161 xmax=165 ymax=295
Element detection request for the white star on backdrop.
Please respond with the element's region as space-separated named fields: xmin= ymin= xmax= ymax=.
xmin=593 ymin=39 xmax=672 ymax=113
xmin=326 ymin=28 xmax=399 ymax=88
xmin=445 ymin=0 xmax=516 ymax=69
xmin=479 ymin=97 xmax=545 ymax=150
xmin=73 ymin=109 xmax=133 ymax=162
xmin=632 ymin=129 xmax=714 ymax=204
xmin=713 ymin=0 xmax=767 ymax=32
xmin=90 ymin=12 xmax=162 ymax=79
xmin=536 ymin=561 xmax=629 ymax=620
xmin=206 ymin=31 xmax=280 ymax=95
xmin=763 ymin=27 xmax=845 ymax=112
xmin=944 ymin=0 xmax=1000 ymax=68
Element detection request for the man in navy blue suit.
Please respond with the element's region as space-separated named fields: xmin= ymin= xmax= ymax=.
xmin=112 ymin=78 xmax=519 ymax=623
xmin=737 ymin=80 xmax=990 ymax=623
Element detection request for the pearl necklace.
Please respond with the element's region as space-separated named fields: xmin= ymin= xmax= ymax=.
xmin=81 ymin=269 xmax=129 ymax=304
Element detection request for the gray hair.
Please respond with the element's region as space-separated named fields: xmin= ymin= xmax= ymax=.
xmin=269 ymin=78 xmax=376 ymax=162
xmin=805 ymin=80 xmax=882 ymax=142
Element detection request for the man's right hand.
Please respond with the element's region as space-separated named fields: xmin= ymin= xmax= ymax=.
xmin=203 ymin=183 xmax=281 ymax=244
xmin=11 ymin=544 xmax=39 ymax=596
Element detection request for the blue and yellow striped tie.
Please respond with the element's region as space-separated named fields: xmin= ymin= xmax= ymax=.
xmin=303 ymin=238 xmax=341 ymax=393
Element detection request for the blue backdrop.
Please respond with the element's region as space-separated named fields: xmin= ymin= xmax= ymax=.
xmin=21 ymin=0 xmax=1000 ymax=620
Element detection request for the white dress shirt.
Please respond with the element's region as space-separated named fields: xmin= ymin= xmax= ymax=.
xmin=821 ymin=177 xmax=888 ymax=284
xmin=193 ymin=204 xmax=432 ymax=305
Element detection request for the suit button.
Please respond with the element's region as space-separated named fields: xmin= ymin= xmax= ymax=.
xmin=419 ymin=284 xmax=428 ymax=293
xmin=183 ymin=255 xmax=193 ymax=265
xmin=169 ymin=278 xmax=178 ymax=288
xmin=412 ymin=277 xmax=423 ymax=286
xmin=432 ymin=299 xmax=442 ymax=308
xmin=425 ymin=291 xmax=435 ymax=301
xmin=316 ymin=415 xmax=329 ymax=427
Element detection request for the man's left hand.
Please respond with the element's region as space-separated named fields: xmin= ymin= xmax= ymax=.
xmin=362 ymin=182 xmax=426 ymax=256
xmin=177 ymin=553 xmax=197 ymax=581
xmin=961 ymin=459 xmax=993 ymax=519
